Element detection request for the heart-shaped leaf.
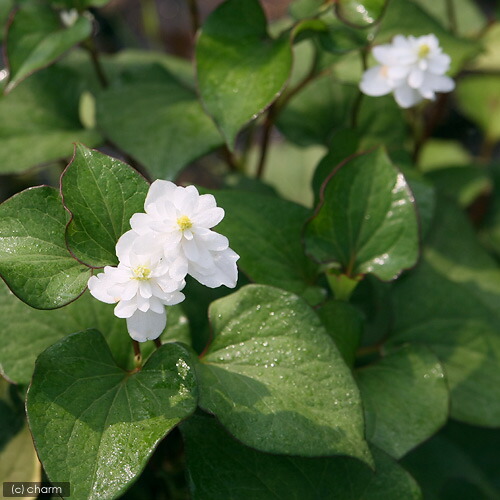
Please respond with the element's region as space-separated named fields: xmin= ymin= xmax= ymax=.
xmin=210 ymin=190 xmax=320 ymax=299
xmin=96 ymin=66 xmax=223 ymax=180
xmin=5 ymin=3 xmax=92 ymax=92
xmin=0 ymin=186 xmax=90 ymax=309
xmin=305 ymin=148 xmax=419 ymax=281
xmin=195 ymin=284 xmax=372 ymax=464
xmin=182 ymin=414 xmax=421 ymax=500
xmin=0 ymin=281 xmax=190 ymax=385
xmin=357 ymin=345 xmax=449 ymax=459
xmin=196 ymin=0 xmax=293 ymax=147
xmin=62 ymin=144 xmax=149 ymax=268
xmin=27 ymin=330 xmax=197 ymax=500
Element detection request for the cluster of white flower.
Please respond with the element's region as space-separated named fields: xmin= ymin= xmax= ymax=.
xmin=88 ymin=180 xmax=239 ymax=342
xmin=360 ymin=34 xmax=455 ymax=108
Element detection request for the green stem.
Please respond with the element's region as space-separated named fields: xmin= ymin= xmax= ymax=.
xmin=83 ymin=39 xmax=108 ymax=89
xmin=141 ymin=0 xmax=163 ymax=47
xmin=350 ymin=48 xmax=368 ymax=128
xmin=133 ymin=341 xmax=142 ymax=370
xmin=186 ymin=0 xmax=200 ymax=35
xmin=154 ymin=338 xmax=162 ymax=349
xmin=326 ymin=271 xmax=362 ymax=301
xmin=445 ymin=0 xmax=458 ymax=34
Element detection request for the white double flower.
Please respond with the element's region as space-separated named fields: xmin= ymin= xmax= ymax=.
xmin=360 ymin=34 xmax=455 ymax=108
xmin=88 ymin=181 xmax=239 ymax=342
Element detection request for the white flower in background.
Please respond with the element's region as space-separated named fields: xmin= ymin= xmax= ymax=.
xmin=88 ymin=231 xmax=185 ymax=342
xmin=360 ymin=34 xmax=455 ymax=108
xmin=60 ymin=8 xmax=79 ymax=28
xmin=129 ymin=180 xmax=240 ymax=288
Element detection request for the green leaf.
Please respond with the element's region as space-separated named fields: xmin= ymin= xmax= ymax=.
xmin=469 ymin=23 xmax=500 ymax=72
xmin=276 ymin=74 xmax=357 ymax=147
xmin=456 ymin=75 xmax=500 ymax=142
xmin=357 ymin=345 xmax=449 ymax=459
xmin=27 ymin=330 xmax=197 ymax=500
xmin=389 ymin=198 xmax=500 ymax=426
xmin=195 ymin=284 xmax=371 ymax=464
xmin=96 ymin=66 xmax=223 ymax=180
xmin=182 ymin=414 xmax=422 ymax=500
xmin=426 ymin=167 xmax=491 ymax=208
xmin=0 ymin=64 xmax=102 ymax=175
xmin=196 ymin=0 xmax=293 ymax=147
xmin=305 ymin=148 xmax=419 ymax=281
xmin=412 ymin=0 xmax=486 ymax=37
xmin=62 ymin=144 xmax=149 ymax=267
xmin=336 ymin=0 xmax=388 ymax=27
xmin=5 ymin=3 xmax=92 ymax=92
xmin=316 ymin=299 xmax=363 ymax=366
xmin=0 ymin=186 xmax=90 ymax=309
xmin=402 ymin=430 xmax=500 ymax=500
xmin=0 ymin=281 xmax=189 ymax=385
xmin=311 ymin=128 xmax=360 ymax=204
xmin=211 ymin=190 xmax=320 ymax=299
xmin=376 ymin=0 xmax=480 ymax=75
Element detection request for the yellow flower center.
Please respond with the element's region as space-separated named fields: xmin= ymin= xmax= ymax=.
xmin=132 ymin=265 xmax=151 ymax=281
xmin=177 ymin=215 xmax=193 ymax=231
xmin=418 ymin=44 xmax=430 ymax=59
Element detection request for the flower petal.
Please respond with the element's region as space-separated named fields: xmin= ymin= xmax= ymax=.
xmin=126 ymin=309 xmax=166 ymax=342
xmin=393 ymin=84 xmax=423 ymax=108
xmin=360 ymin=66 xmax=393 ymax=97
xmin=145 ymin=180 xmax=176 ymax=208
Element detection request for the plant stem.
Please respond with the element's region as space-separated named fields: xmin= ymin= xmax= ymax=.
xmin=255 ymin=104 xmax=276 ymax=179
xmin=83 ymin=39 xmax=108 ymax=89
xmin=186 ymin=0 xmax=200 ymax=35
xmin=326 ymin=271 xmax=361 ymax=301
xmin=133 ymin=340 xmax=142 ymax=370
xmin=350 ymin=48 xmax=368 ymax=128
xmin=255 ymin=48 xmax=321 ymax=179
xmin=141 ymin=0 xmax=163 ymax=47
xmin=445 ymin=0 xmax=457 ymax=34
xmin=154 ymin=338 xmax=162 ymax=349
xmin=222 ymin=145 xmax=239 ymax=172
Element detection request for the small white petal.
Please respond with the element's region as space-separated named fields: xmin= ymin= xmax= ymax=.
xmin=145 ymin=180 xmax=176 ymax=208
xmin=192 ymin=207 xmax=225 ymax=228
xmin=130 ymin=213 xmax=155 ymax=235
xmin=196 ymin=228 xmax=229 ymax=251
xmin=196 ymin=193 xmax=217 ymax=212
xmin=116 ymin=230 xmax=140 ymax=265
xmin=126 ymin=309 xmax=166 ymax=342
xmin=189 ymin=247 xmax=239 ymax=288
xmin=360 ymin=66 xmax=393 ymax=96
xmin=88 ymin=274 xmax=116 ymax=304
xmin=114 ymin=299 xmax=138 ymax=318
xmin=408 ymin=68 xmax=424 ymax=89
xmin=393 ymin=84 xmax=423 ymax=108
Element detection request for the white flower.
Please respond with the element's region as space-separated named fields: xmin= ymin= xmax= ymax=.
xmin=88 ymin=231 xmax=185 ymax=342
xmin=60 ymin=9 xmax=79 ymax=28
xmin=360 ymin=34 xmax=455 ymax=108
xmin=129 ymin=180 xmax=239 ymax=288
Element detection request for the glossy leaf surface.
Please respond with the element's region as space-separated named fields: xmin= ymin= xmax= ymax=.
xmin=27 ymin=330 xmax=197 ymax=500
xmin=196 ymin=0 xmax=292 ymax=147
xmin=195 ymin=284 xmax=371 ymax=463
xmin=305 ymin=148 xmax=419 ymax=280
xmin=0 ymin=186 xmax=90 ymax=309
xmin=357 ymin=345 xmax=449 ymax=459
xmin=62 ymin=144 xmax=149 ymax=267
